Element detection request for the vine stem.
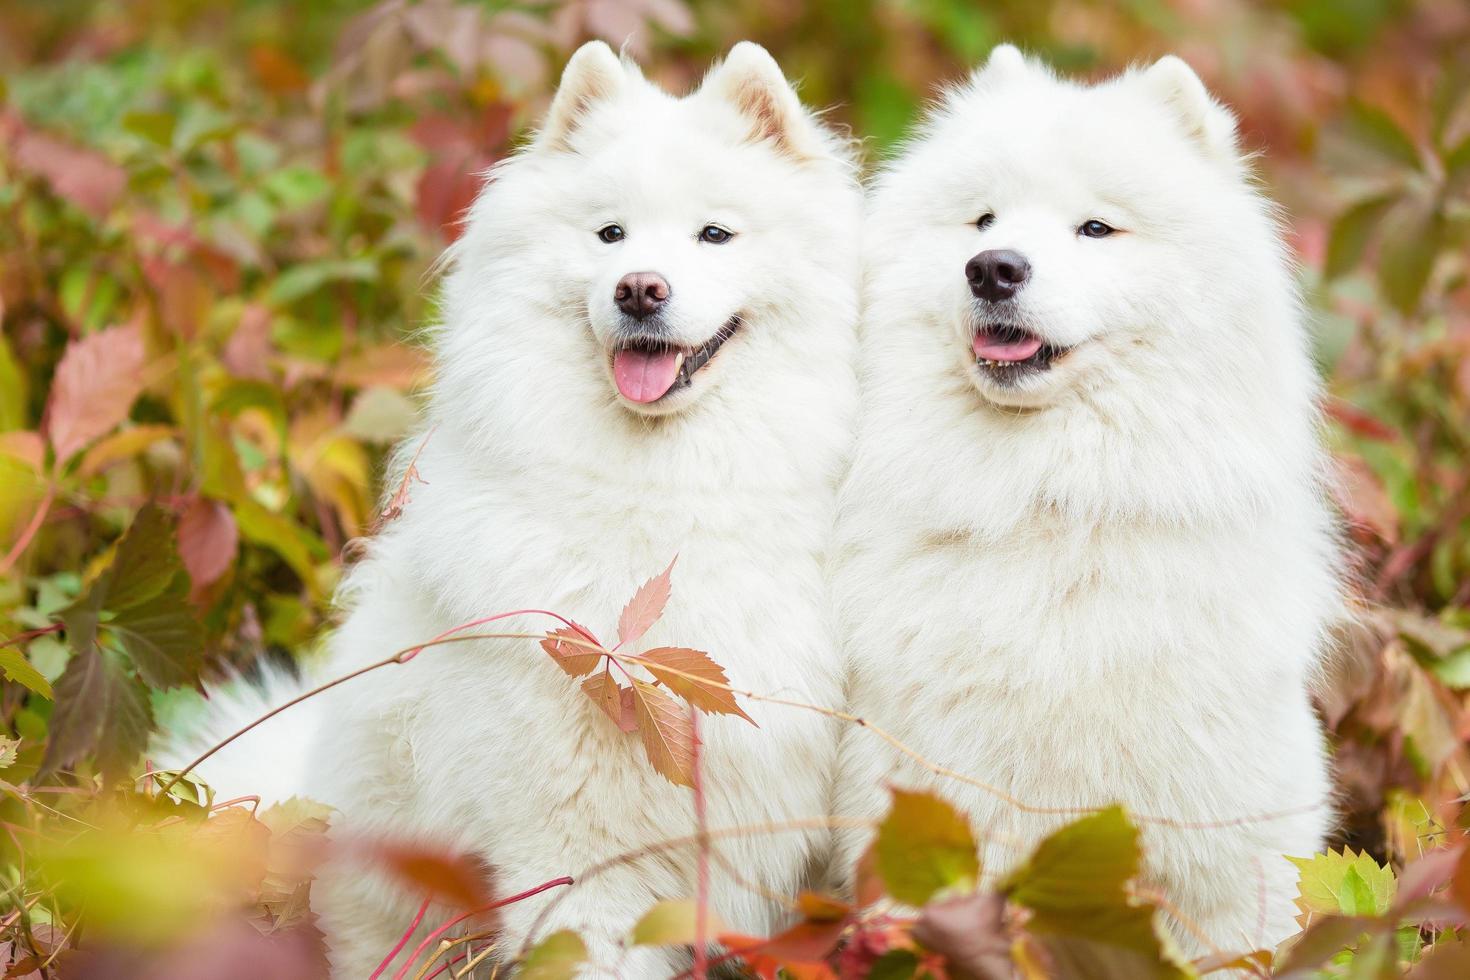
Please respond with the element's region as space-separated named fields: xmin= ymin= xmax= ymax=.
xmin=369 ymin=895 xmax=432 ymax=980
xmin=390 ymin=876 xmax=573 ymax=980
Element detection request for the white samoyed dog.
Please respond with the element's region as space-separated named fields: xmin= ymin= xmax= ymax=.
xmin=832 ymin=46 xmax=1340 ymax=957
xmin=177 ymin=41 xmax=861 ymax=976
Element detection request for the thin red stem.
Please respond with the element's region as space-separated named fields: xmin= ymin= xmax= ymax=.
xmin=0 ymin=484 xmax=55 ymax=575
xmin=391 ymin=876 xmax=574 ymax=980
xmin=370 ymin=895 xmax=433 ymax=980
xmin=691 ymin=708 xmax=709 ymax=980
xmin=401 ymin=609 xmax=592 ymax=663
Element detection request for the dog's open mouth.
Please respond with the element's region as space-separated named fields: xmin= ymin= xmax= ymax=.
xmin=972 ymin=324 xmax=1065 ymax=378
xmin=611 ymin=316 xmax=741 ymax=403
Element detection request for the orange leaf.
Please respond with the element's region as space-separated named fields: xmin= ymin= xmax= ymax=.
xmin=177 ymin=496 xmax=239 ymax=589
xmin=639 ymin=646 xmax=755 ymax=724
xmin=582 ymin=672 xmax=636 ymax=733
xmin=718 ymin=928 xmax=841 ymax=980
xmin=630 ymin=678 xmax=694 ymax=787
xmin=541 ymin=626 xmax=603 ymax=677
xmin=46 ymin=324 xmax=147 ymax=463
xmin=618 ymin=557 xmax=675 ymax=647
xmin=371 ymin=842 xmax=494 ymax=910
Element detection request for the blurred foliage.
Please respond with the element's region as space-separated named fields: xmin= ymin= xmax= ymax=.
xmin=1 ymin=0 xmax=1470 ymax=976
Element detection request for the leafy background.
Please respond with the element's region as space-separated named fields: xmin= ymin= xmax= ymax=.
xmin=1 ymin=0 xmax=1469 ymax=977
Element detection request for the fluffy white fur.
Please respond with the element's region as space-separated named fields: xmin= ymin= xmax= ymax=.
xmin=177 ymin=41 xmax=861 ymax=977
xmin=832 ymin=47 xmax=1340 ymax=957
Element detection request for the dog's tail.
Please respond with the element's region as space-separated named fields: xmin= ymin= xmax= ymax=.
xmin=154 ymin=663 xmax=324 ymax=807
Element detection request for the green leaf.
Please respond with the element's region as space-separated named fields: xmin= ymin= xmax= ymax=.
xmin=122 ymin=110 xmax=176 ymax=147
xmin=874 ymin=788 xmax=979 ymax=906
xmin=102 ymin=502 xmax=183 ymax=610
xmin=1288 ymin=849 xmax=1397 ymax=918
xmin=262 ymin=165 xmax=330 ymax=208
xmin=0 ymin=648 xmax=54 ymax=699
xmin=1325 ymin=195 xmax=1398 ymax=280
xmin=267 ymin=258 xmax=377 ymax=306
xmin=0 ymin=332 xmax=26 ymax=431
xmin=1005 ymin=807 xmax=1190 ymax=979
xmin=519 ymin=929 xmax=587 ymax=980
xmin=1348 ymin=103 xmax=1422 ymax=170
xmin=108 ymin=573 xmax=204 ymax=689
xmin=1377 ymin=202 xmax=1442 ymax=316
xmin=630 ymin=898 xmax=720 ymax=946
xmin=233 ymin=498 xmax=325 ymax=597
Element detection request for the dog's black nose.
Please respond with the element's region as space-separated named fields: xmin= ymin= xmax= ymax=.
xmin=966 ymin=249 xmax=1030 ymax=302
xmin=615 ymin=272 xmax=671 ymax=320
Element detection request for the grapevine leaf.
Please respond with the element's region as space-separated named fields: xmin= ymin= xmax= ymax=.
xmin=45 ymin=322 xmax=147 ymax=463
xmin=520 ymin=929 xmax=587 ymax=980
xmin=630 ymin=678 xmax=694 ymax=787
xmin=630 ymin=898 xmax=724 ymax=946
xmin=0 ymin=648 xmax=54 ymax=699
xmin=176 ymin=495 xmax=239 ymax=588
xmin=541 ymin=626 xmax=603 ymax=677
xmin=581 ymin=672 xmax=636 ymax=732
xmin=618 ymin=557 xmax=675 ymax=647
xmin=639 ymin=647 xmax=755 ymax=724
xmin=875 ymin=788 xmax=979 ymax=906
xmin=109 ymin=573 xmax=205 ymax=689
xmin=1004 ymin=807 xmax=1189 ymax=979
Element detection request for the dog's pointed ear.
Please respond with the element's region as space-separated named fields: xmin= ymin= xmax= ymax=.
xmin=540 ymin=41 xmax=627 ymax=151
xmin=701 ymin=42 xmax=823 ymax=160
xmin=1141 ymin=55 xmax=1238 ymax=157
xmin=973 ymin=43 xmax=1029 ymax=83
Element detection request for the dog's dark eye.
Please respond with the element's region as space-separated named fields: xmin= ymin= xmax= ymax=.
xmin=598 ymin=224 xmax=625 ymax=243
xmin=1079 ymin=219 xmax=1115 ymax=239
xmin=976 ymin=213 xmax=996 ymax=231
xmin=699 ymin=224 xmax=733 ymax=244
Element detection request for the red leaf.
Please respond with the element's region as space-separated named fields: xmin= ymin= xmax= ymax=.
xmin=581 ymin=672 xmax=636 ymax=732
xmin=638 ymin=647 xmax=754 ymax=724
xmin=912 ymin=892 xmax=1012 ymax=980
xmin=618 ymin=557 xmax=675 ymax=648
xmin=541 ymin=625 xmax=603 ymax=677
xmin=370 ymin=842 xmax=494 ymax=910
xmin=630 ymin=678 xmax=694 ymax=786
xmin=46 ymin=323 xmax=148 ymax=463
xmin=177 ymin=497 xmax=239 ymax=589
xmin=1325 ymin=397 xmax=1397 ymax=442
xmin=717 ymin=926 xmax=842 ymax=980
xmin=10 ymin=119 xmax=127 ymax=218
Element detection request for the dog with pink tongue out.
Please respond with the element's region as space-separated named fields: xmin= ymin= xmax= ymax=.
xmin=833 ymin=45 xmax=1342 ymax=962
xmin=171 ymin=41 xmax=862 ymax=977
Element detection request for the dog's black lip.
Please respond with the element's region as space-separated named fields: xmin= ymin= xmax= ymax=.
xmin=613 ymin=314 xmax=742 ymax=400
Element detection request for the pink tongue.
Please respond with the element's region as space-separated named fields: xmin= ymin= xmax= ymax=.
xmin=973 ymin=333 xmax=1043 ymax=362
xmin=613 ymin=348 xmax=682 ymax=403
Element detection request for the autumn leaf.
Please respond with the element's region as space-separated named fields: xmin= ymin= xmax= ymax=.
xmin=371 ymin=842 xmax=493 ymax=910
xmin=541 ymin=625 xmax=603 ymax=677
xmin=0 ymin=736 xmax=18 ymax=769
xmin=1004 ymin=807 xmax=1189 ymax=980
xmin=638 ymin=646 xmax=755 ymax=724
xmin=45 ymin=323 xmax=148 ymax=464
xmin=177 ymin=495 xmax=240 ymax=589
xmin=519 ymin=929 xmax=587 ymax=980
xmin=581 ymin=671 xmax=637 ymax=732
xmin=0 ymin=647 xmax=54 ymax=699
xmin=1288 ymin=849 xmax=1397 ymax=920
xmin=911 ymin=892 xmax=1012 ymax=980
xmin=875 ymin=788 xmax=980 ymax=906
xmin=37 ymin=645 xmax=153 ymax=782
xmin=618 ymin=557 xmax=675 ymax=647
xmin=630 ymin=677 xmax=695 ymax=787
xmin=629 ymin=898 xmax=725 ymax=946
